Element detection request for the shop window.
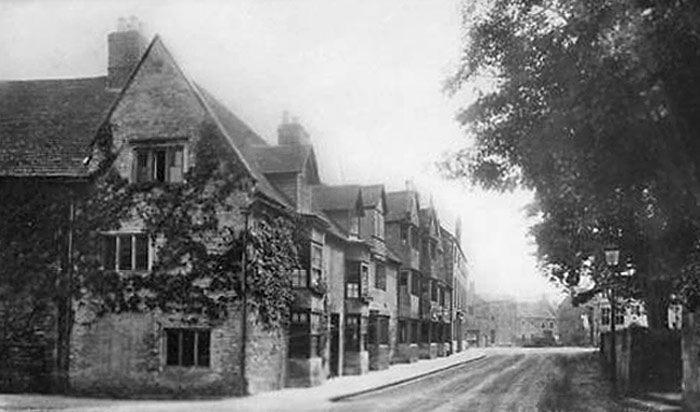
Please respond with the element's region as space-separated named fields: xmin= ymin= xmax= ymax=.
xmin=345 ymin=315 xmax=361 ymax=351
xmin=165 ymin=329 xmax=210 ymax=367
xmin=420 ymin=322 xmax=430 ymax=343
xmin=411 ymin=321 xmax=419 ymax=343
xmin=289 ymin=311 xmax=310 ymax=358
xmin=398 ymin=320 xmax=408 ymax=344
xmin=102 ymin=233 xmax=150 ymax=271
xmin=134 ymin=145 xmax=184 ymax=183
xmin=379 ymin=317 xmax=389 ymax=345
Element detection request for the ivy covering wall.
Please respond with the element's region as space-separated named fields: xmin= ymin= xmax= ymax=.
xmin=0 ymin=121 xmax=298 ymax=340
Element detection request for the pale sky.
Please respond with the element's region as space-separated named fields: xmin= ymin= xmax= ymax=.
xmin=0 ymin=0 xmax=562 ymax=302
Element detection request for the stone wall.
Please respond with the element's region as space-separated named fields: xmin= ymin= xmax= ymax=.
xmin=70 ymin=302 xmax=287 ymax=397
xmin=245 ymin=308 xmax=287 ymax=394
xmin=69 ymin=305 xmax=243 ymax=397
xmin=343 ymin=350 xmax=368 ymax=375
xmin=0 ymin=299 xmax=60 ymax=393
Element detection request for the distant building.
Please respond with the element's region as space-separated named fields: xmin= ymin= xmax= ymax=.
xmin=516 ymin=299 xmax=558 ymax=346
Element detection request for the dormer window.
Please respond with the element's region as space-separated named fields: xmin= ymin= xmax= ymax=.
xmin=134 ymin=145 xmax=184 ymax=183
xmin=349 ymin=213 xmax=361 ymax=239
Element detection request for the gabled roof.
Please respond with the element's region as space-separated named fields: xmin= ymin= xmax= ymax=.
xmin=250 ymin=144 xmax=311 ymax=173
xmin=249 ymin=144 xmax=320 ymax=184
xmin=0 ymin=77 xmax=119 ymax=177
xmin=420 ymin=207 xmax=441 ymax=238
xmin=98 ymin=34 xmax=290 ymax=209
xmin=361 ymin=184 xmax=387 ymax=212
xmin=386 ymin=190 xmax=420 ymax=222
xmin=192 ymin=85 xmax=288 ymax=207
xmin=518 ymin=301 xmax=556 ymax=319
xmin=311 ymin=185 xmax=364 ymax=214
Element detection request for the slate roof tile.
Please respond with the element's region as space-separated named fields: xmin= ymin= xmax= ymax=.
xmin=0 ymin=77 xmax=118 ymax=177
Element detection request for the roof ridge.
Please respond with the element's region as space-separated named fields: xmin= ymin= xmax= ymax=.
xmin=0 ymin=75 xmax=108 ymax=84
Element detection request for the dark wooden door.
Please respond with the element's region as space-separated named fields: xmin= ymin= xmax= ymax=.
xmin=330 ymin=313 xmax=340 ymax=377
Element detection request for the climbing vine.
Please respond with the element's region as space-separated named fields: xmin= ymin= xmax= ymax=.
xmin=71 ymin=120 xmax=297 ymax=326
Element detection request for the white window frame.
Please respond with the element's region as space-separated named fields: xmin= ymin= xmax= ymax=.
xmin=133 ymin=144 xmax=186 ymax=184
xmin=310 ymin=243 xmax=324 ymax=287
xmin=102 ymin=233 xmax=152 ymax=271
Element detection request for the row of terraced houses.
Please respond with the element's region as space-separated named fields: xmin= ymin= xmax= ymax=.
xmin=0 ymin=21 xmax=470 ymax=396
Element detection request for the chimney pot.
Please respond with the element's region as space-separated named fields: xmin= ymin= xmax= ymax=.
xmin=277 ymin=114 xmax=311 ymax=146
xmin=107 ymin=18 xmax=147 ymax=90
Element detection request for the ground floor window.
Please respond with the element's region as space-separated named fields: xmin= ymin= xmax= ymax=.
xmin=431 ymin=322 xmax=440 ymax=343
xmin=165 ymin=328 xmax=210 ymax=367
xmin=369 ymin=314 xmax=390 ymax=346
xmin=378 ymin=316 xmax=389 ymax=345
xmin=411 ymin=321 xmax=419 ymax=343
xmin=398 ymin=320 xmax=408 ymax=344
xmin=290 ymin=311 xmax=325 ymax=358
xmin=289 ymin=311 xmax=311 ymax=358
xmin=345 ymin=314 xmax=367 ymax=352
xmin=420 ymin=321 xmax=430 ymax=343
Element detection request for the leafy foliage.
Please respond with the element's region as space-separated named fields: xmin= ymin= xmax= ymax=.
xmin=0 ymin=121 xmax=298 ymax=334
xmin=76 ymin=121 xmax=297 ymax=326
xmin=446 ymin=0 xmax=700 ymax=320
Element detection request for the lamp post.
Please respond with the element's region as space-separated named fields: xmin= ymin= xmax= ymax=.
xmin=604 ymin=246 xmax=620 ymax=387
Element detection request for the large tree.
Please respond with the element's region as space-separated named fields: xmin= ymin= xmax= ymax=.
xmin=445 ymin=0 xmax=700 ymax=327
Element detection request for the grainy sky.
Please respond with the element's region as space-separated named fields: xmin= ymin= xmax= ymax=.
xmin=0 ymin=0 xmax=561 ymax=302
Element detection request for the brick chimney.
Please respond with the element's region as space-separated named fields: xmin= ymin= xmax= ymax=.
xmin=107 ymin=16 xmax=147 ymax=90
xmin=278 ymin=111 xmax=311 ymax=145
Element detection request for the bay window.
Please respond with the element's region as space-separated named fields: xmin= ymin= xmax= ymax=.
xmin=310 ymin=243 xmax=323 ymax=288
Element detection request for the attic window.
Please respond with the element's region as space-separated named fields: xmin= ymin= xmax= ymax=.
xmin=134 ymin=145 xmax=184 ymax=183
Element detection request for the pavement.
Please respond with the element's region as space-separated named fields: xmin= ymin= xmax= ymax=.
xmin=0 ymin=348 xmax=486 ymax=412
xmin=623 ymin=392 xmax=682 ymax=412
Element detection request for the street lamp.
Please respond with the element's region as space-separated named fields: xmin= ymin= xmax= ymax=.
xmin=605 ymin=245 xmax=620 ymax=387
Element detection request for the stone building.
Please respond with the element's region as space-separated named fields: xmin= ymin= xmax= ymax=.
xmin=385 ymin=190 xmax=422 ymax=363
xmin=465 ymin=284 xmax=497 ymax=347
xmin=418 ymin=205 xmax=452 ymax=358
xmin=0 ymin=20 xmax=473 ymax=397
xmin=516 ymin=299 xmax=559 ymax=346
xmin=441 ymin=221 xmax=469 ymax=352
xmin=0 ymin=22 xmax=299 ymax=396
